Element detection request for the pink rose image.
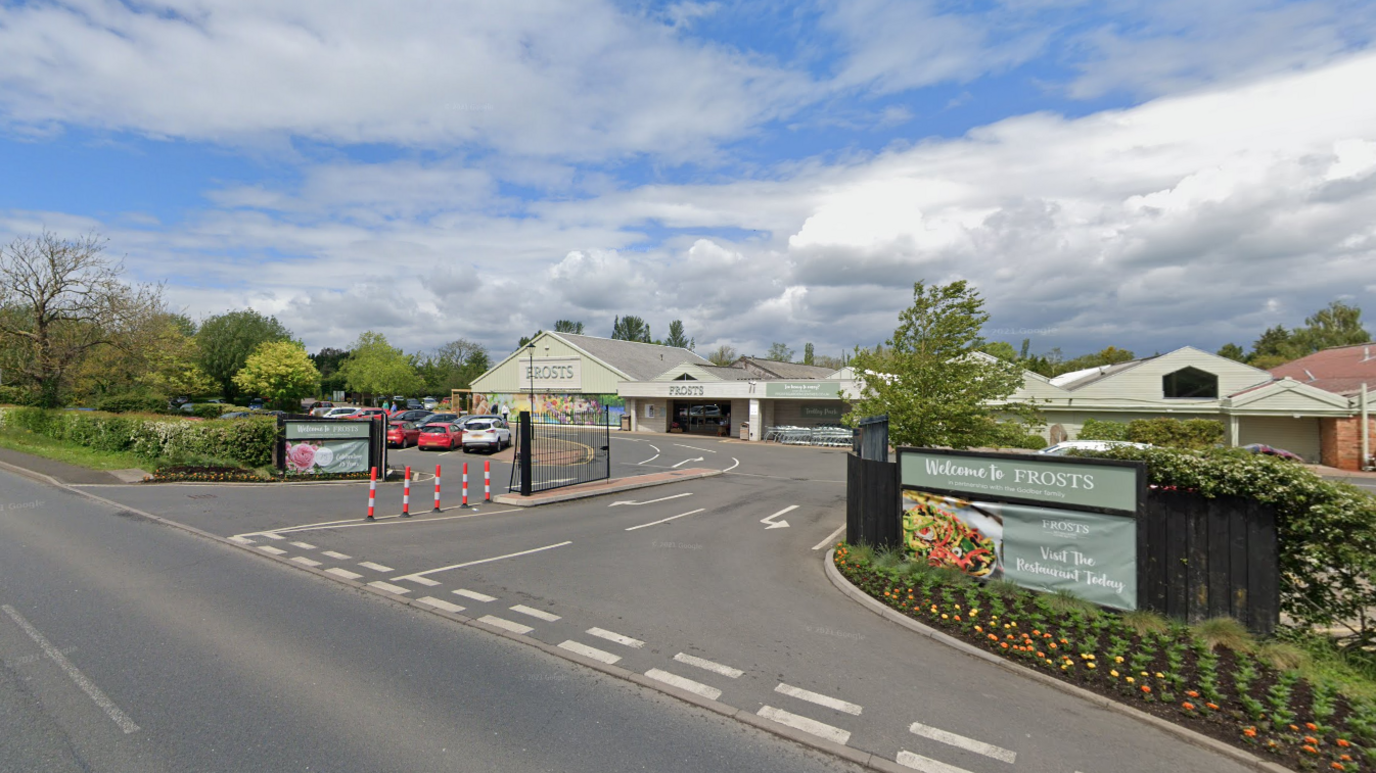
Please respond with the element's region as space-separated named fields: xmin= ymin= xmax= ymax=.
xmin=286 ymin=442 xmax=317 ymax=472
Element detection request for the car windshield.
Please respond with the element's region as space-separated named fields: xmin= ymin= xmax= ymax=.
xmin=427 ymin=414 xmax=457 ymax=423
xmin=421 ymin=425 xmax=448 ymax=434
xmin=467 ymin=421 xmax=493 ymax=430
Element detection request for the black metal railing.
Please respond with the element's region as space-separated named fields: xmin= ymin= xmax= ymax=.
xmin=510 ymin=410 xmax=611 ymax=494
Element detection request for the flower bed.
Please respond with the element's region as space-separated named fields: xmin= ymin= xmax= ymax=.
xmin=145 ymin=466 xmax=373 ymax=483
xmin=834 ymin=544 xmax=1375 ymax=772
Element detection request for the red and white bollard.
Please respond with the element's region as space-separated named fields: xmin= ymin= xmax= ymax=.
xmin=433 ymin=464 xmax=442 ymax=511
xmin=462 ymin=462 xmax=469 ymax=507
xmin=366 ymin=466 xmax=377 ymax=520
xmin=484 ymin=460 xmax=491 ymax=502
xmin=402 ymin=466 xmax=412 ymax=517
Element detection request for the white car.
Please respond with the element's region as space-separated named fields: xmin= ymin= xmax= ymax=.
xmin=1038 ymin=440 xmax=1150 ymax=455
xmin=461 ymin=418 xmax=511 ymax=453
xmin=323 ymin=407 xmax=363 ymax=419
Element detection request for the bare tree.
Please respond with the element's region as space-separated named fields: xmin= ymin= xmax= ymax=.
xmin=707 ymin=344 xmax=737 ymax=366
xmin=0 ymin=232 xmax=162 ymax=407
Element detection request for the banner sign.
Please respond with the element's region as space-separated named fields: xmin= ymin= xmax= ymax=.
xmin=765 ymin=381 xmax=841 ymax=398
xmin=285 ymin=421 xmax=371 ymax=440
xmin=283 ymin=420 xmax=373 ymax=475
xmin=900 ymin=450 xmax=1140 ymax=514
xmin=801 ymin=404 xmax=845 ymax=420
xmin=519 ymin=357 xmax=583 ymax=391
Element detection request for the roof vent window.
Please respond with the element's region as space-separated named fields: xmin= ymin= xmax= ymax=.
xmin=1163 ymin=367 xmax=1218 ymax=399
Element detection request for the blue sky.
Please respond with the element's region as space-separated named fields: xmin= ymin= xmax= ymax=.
xmin=1 ymin=0 xmax=1374 ymax=362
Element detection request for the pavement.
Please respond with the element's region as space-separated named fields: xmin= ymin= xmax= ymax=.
xmin=0 ymin=446 xmax=144 ymax=485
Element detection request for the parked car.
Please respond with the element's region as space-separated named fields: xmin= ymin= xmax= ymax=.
xmin=1038 ymin=440 xmax=1151 ymax=455
xmin=419 ymin=412 xmax=458 ymax=427
xmin=422 ymin=396 xmax=439 ymax=410
xmin=461 ymin=418 xmax=511 ymax=453
xmin=247 ymin=398 xmax=265 ymax=410
xmin=308 ymin=401 xmax=335 ymax=417
xmin=219 ymin=411 xmax=254 ymax=419
xmin=405 ymin=398 xmax=422 ymax=410
xmin=386 ymin=421 xmax=422 ymax=448
xmin=417 ymin=423 xmax=464 ymax=451
xmin=1242 ymin=443 xmax=1304 ymax=462
xmin=350 ymin=407 xmax=389 ymax=421
xmin=392 ymin=409 xmax=435 ymax=424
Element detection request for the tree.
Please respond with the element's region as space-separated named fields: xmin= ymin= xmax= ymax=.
xmin=338 ymin=331 xmax=424 ymax=402
xmin=1248 ymin=325 xmax=1300 ymax=366
xmin=977 ymin=341 xmax=1018 ymax=362
xmin=518 ymin=330 xmax=543 ymax=348
xmin=196 ymin=310 xmax=292 ymax=401
xmin=1216 ymin=343 xmax=1246 ymax=362
xmin=414 ymin=338 xmax=489 ymax=395
xmin=553 ymin=320 xmax=584 ymax=335
xmin=611 ymin=315 xmax=652 ymax=343
xmin=0 ymin=231 xmax=163 ymax=407
xmin=802 ymin=342 xmax=815 ymax=365
xmin=1293 ymin=300 xmax=1369 ymax=353
xmin=707 ymin=344 xmax=737 ymax=367
xmin=766 ymin=342 xmax=794 ymax=362
xmin=847 ymin=280 xmax=1038 ymax=449
xmin=233 ymin=340 xmax=321 ymax=410
xmin=663 ymin=320 xmax=691 ymax=349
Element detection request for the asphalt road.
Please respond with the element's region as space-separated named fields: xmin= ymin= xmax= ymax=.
xmin=70 ymin=434 xmax=1260 ymax=773
xmin=0 ymin=467 xmax=864 ymax=773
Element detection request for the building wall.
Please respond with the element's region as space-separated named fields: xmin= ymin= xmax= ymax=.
xmin=1237 ymin=416 xmax=1322 ymax=462
xmin=1320 ymin=416 xmax=1376 ymax=471
xmin=772 ymin=400 xmax=852 ymax=427
xmin=1067 ymin=348 xmax=1273 ymax=402
xmin=471 ymin=335 xmax=629 ymax=395
xmin=1040 ymin=410 xmax=1190 ymax=443
xmin=638 ymin=399 xmax=669 ymax=433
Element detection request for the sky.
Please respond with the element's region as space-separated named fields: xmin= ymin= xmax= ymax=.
xmin=2 ymin=0 xmax=1375 ymax=363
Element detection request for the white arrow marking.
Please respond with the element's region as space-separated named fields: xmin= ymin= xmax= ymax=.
xmin=609 ymin=492 xmax=694 ymax=507
xmin=761 ymin=505 xmax=797 ymax=529
xmin=671 ymin=457 xmax=704 ymax=469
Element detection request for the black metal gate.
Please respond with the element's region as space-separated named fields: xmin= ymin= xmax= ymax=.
xmin=510 ymin=410 xmax=611 ymax=494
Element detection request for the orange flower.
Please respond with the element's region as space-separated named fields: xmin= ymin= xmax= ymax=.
xmin=1205 ymin=703 xmax=1219 ymax=711
xmin=1141 ymin=686 xmax=1151 ymax=693
xmin=1185 ymin=691 xmax=1199 ymax=698
xmin=1243 ymin=728 xmax=1257 ymax=738
xmin=1330 ymin=763 xmax=1345 ymax=771
xmin=1306 ymin=723 xmax=1319 ymax=731
xmin=1181 ymin=702 xmax=1195 ymax=710
xmin=1000 ymin=642 xmax=1009 ymax=649
xmin=1304 ymin=736 xmax=1318 ymax=745
xmin=1336 ymin=739 xmax=1350 ymax=748
xmin=1302 ymin=745 xmax=1318 ymax=754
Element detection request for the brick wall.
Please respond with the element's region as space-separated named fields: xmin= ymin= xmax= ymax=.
xmin=1320 ymin=416 xmax=1376 ymax=471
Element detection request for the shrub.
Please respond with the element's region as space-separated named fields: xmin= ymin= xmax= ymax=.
xmin=0 ymin=385 xmax=38 ymax=406
xmin=193 ymin=404 xmax=225 ymax=419
xmin=0 ymin=407 xmax=277 ymax=469
xmin=1077 ymin=418 xmax=1129 ymax=441
xmin=95 ymin=392 xmax=168 ymax=414
xmin=1125 ymin=417 xmax=1224 ymax=450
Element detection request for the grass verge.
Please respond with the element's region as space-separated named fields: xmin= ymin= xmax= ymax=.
xmin=0 ymin=426 xmax=149 ymax=471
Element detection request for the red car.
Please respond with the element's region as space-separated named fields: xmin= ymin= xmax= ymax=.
xmin=350 ymin=407 xmax=389 ymax=421
xmin=417 ymin=423 xmax=464 ymax=451
xmin=386 ymin=421 xmax=421 ymax=448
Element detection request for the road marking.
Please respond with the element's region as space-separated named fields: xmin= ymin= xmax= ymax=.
xmin=608 ymin=492 xmax=693 ymax=507
xmin=326 ymin=567 xmax=363 ymax=579
xmin=253 ymin=506 xmax=523 ymax=535
xmin=395 ymin=541 xmax=572 ymax=581
xmin=895 ymin=751 xmax=974 ymax=773
xmin=673 ymin=443 xmax=717 ymax=453
xmin=645 ymin=669 xmax=722 ymax=700
xmin=289 ymin=541 xmax=317 ymax=550
xmin=671 ymin=456 xmax=705 ymax=468
xmin=290 ymin=556 xmax=322 ymax=567
xmin=258 ymin=545 xmax=287 ymax=555
xmin=261 ymin=533 xmax=286 ymax=540
xmin=558 ymin=640 xmax=622 ymax=664
xmin=400 ymin=575 xmax=441 ymax=587
xmin=586 ymin=627 xmax=644 ymax=648
xmin=756 ymin=706 xmax=850 ymax=745
xmin=674 ymin=652 xmax=744 ymax=678
xmin=510 ymin=605 xmax=561 ymax=622
xmin=637 ymin=444 xmax=661 ymax=464
xmin=723 ymin=457 xmax=740 ymax=472
xmin=908 ymin=722 xmax=1016 ymax=763
xmin=416 ymin=596 xmax=466 ymax=614
xmin=625 ymin=508 xmax=706 ymax=531
xmin=776 ymin=683 xmax=862 ymax=715
xmin=322 ymin=551 xmax=352 ymax=560
xmin=812 ymin=524 xmax=847 ymax=551
xmin=229 ymin=535 xmax=255 ymax=545
xmin=358 ymin=561 xmax=394 ymax=572
xmin=454 ymin=589 xmax=497 ymax=602
xmin=761 ymin=505 xmax=797 ymax=530
xmin=479 ymin=615 xmax=533 ymax=634
xmin=368 ymin=581 xmax=411 ymax=594
xmin=2 ymin=605 xmax=139 ymax=734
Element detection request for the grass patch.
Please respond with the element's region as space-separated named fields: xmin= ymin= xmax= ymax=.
xmin=0 ymin=426 xmax=149 ymax=471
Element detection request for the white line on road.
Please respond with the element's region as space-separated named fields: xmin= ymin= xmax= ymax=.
xmin=723 ymin=457 xmax=740 ymax=472
xmin=261 ymin=533 xmax=286 ymax=540
xmin=625 ymin=508 xmax=706 ymax=531
xmin=812 ymin=524 xmax=847 ymax=551
xmin=416 ymin=596 xmax=466 ymax=614
xmin=321 ymin=551 xmax=352 ymax=560
xmin=673 ymin=652 xmax=743 ymax=678
xmin=586 ymin=627 xmax=644 ymax=648
xmin=756 ymin=706 xmax=850 ymax=746
xmin=325 ymin=567 xmax=363 ymax=580
xmin=290 ymin=556 xmax=322 ymax=567
xmin=761 ymin=505 xmax=797 ymax=530
xmin=289 ymin=541 xmax=317 ymax=550
xmin=258 ymin=545 xmax=287 ymax=555
xmin=908 ymin=722 xmax=1016 ymax=763
xmin=895 ymin=751 xmax=974 ymax=773
xmin=510 ymin=604 xmax=561 ymax=622
xmin=645 ymin=669 xmax=722 ymax=700
xmin=608 ymin=492 xmax=693 ymax=507
xmin=558 ymin=640 xmax=622 ymax=664
xmin=395 ymin=541 xmax=572 ymax=581
xmin=228 ymin=535 xmax=255 ymax=545
xmin=775 ymin=683 xmax=862 ymax=715
xmin=357 ymin=561 xmax=394 ymax=572
xmin=2 ymin=605 xmax=139 ymax=734
xmin=255 ymin=507 xmax=523 ymax=535
xmin=671 ymin=457 xmax=705 ymax=468
xmin=400 ymin=575 xmax=441 ymax=587
xmin=479 ymin=615 xmax=533 ymax=635
xmin=454 ymin=589 xmax=497 ymax=602
xmin=367 ymin=581 xmax=411 ymax=594
xmin=637 ymin=445 xmax=661 ymax=465
xmin=673 ymin=443 xmax=717 ymax=453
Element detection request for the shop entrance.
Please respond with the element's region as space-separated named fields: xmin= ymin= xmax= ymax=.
xmin=672 ymin=402 xmax=732 ymax=435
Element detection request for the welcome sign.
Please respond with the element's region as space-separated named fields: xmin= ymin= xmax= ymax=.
xmin=901 ymin=450 xmax=1140 ymax=514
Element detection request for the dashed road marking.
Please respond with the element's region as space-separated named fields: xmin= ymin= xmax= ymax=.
xmin=400 ymin=575 xmax=441 ymax=587
xmin=587 ymin=627 xmax=644 ymax=648
xmin=368 ymin=581 xmax=410 ymax=594
xmin=358 ymin=561 xmax=394 ymax=572
xmin=229 ymin=535 xmax=255 ymax=545
xmin=896 ymin=751 xmax=974 ymax=773
xmin=261 ymin=533 xmax=286 ymax=540
xmin=322 ymin=550 xmax=351 ymax=560
xmin=258 ymin=545 xmax=287 ymax=555
xmin=624 ymin=508 xmax=706 ymax=531
xmin=510 ymin=605 xmax=560 ymax=622
xmin=289 ymin=541 xmax=316 ymax=550
xmin=416 ymin=596 xmax=466 ymax=614
xmin=645 ymin=669 xmax=722 ymax=700
xmin=454 ymin=589 xmax=497 ymax=602
xmin=326 ymin=567 xmax=363 ymax=580
xmin=673 ymin=652 xmax=743 ymax=678
xmin=775 ymin=683 xmax=862 ymax=715
xmin=558 ymin=640 xmax=621 ymax=664
xmin=479 ymin=615 xmax=533 ymax=635
xmin=290 ymin=556 xmax=322 ymax=567
xmin=756 ymin=706 xmax=850 ymax=746
xmin=908 ymin=722 xmax=1016 ymax=763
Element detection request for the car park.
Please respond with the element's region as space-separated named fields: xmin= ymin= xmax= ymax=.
xmin=386 ymin=421 xmax=421 ymax=448
xmin=391 ymin=409 xmax=435 ymax=424
xmin=1038 ymin=440 xmax=1151 ymax=455
xmin=461 ymin=418 xmax=511 ymax=453
xmin=417 ymin=423 xmax=463 ymax=451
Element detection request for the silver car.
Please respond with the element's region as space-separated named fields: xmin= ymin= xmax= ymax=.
xmin=460 ymin=418 xmax=511 ymax=453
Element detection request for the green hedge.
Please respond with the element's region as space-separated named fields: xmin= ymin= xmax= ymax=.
xmin=1077 ymin=418 xmax=1129 ymax=441
xmin=95 ymin=392 xmax=169 ymax=414
xmin=0 ymin=407 xmax=276 ymax=468
xmin=1126 ymin=417 xmax=1224 ymax=450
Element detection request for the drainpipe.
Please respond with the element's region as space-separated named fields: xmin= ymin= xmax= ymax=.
xmin=1362 ymin=384 xmax=1370 ymax=470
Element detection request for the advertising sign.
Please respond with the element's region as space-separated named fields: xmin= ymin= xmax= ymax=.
xmin=765 ymin=381 xmax=841 ymax=399
xmin=900 ymin=449 xmax=1140 ymax=514
xmin=283 ymin=421 xmax=372 ymax=475
xmin=518 ymin=357 xmax=583 ymax=391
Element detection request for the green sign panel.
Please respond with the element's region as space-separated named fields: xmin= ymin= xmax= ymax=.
xmin=900 ymin=450 xmax=1139 ymax=514
xmin=285 ymin=421 xmax=372 ymax=440
xmin=801 ymin=404 xmax=844 ymax=420
xmin=764 ymin=381 xmax=841 ymax=399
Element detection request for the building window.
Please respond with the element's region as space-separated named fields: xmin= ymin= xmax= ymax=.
xmin=645 ymin=404 xmax=656 ymax=419
xmin=674 ymin=374 xmax=697 ymax=380
xmin=1163 ymin=367 xmax=1218 ymax=398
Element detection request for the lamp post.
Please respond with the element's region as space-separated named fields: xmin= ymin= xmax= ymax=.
xmin=526 ymin=343 xmax=536 ymax=412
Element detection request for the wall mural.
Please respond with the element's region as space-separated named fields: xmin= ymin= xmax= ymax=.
xmin=474 ymin=393 xmax=624 ymax=425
